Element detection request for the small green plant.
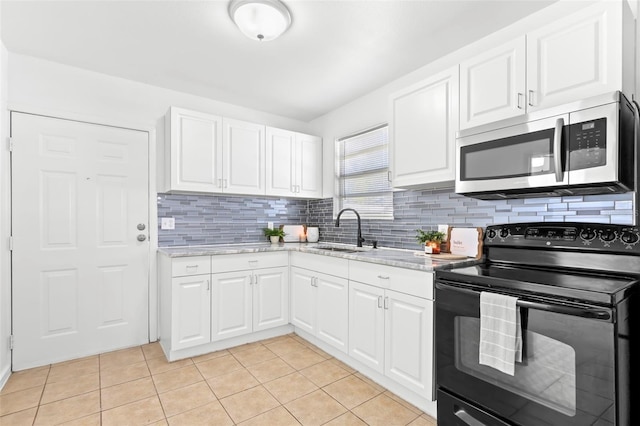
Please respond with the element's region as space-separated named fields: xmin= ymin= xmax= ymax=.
xmin=263 ymin=227 xmax=286 ymax=238
xmin=415 ymin=229 xmax=446 ymax=244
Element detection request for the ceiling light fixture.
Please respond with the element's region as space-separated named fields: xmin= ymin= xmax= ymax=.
xmin=229 ymin=0 xmax=292 ymax=42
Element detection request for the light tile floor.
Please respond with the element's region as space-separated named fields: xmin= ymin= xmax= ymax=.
xmin=0 ymin=334 xmax=438 ymax=425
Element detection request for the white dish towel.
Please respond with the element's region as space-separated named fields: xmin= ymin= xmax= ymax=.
xmin=479 ymin=292 xmax=522 ymax=376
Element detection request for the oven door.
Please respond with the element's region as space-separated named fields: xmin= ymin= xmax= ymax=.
xmin=436 ymin=280 xmax=616 ymax=426
xmin=456 ymin=114 xmax=569 ymax=196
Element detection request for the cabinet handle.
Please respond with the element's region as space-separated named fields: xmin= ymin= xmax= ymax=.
xmin=528 ymin=90 xmax=534 ymax=107
xmin=206 ymin=279 xmax=210 ymax=291
xmin=186 ymin=265 xmax=199 ymax=270
xmin=248 ymin=260 xmax=259 ymax=264
xmin=384 ymin=297 xmax=389 ymax=310
xmin=517 ymin=93 xmax=524 ymax=109
xmin=378 ymin=296 xmax=383 ymax=308
xmin=378 ymin=275 xmax=390 ymax=280
xmin=312 ymin=277 xmax=318 ymax=287
xmin=218 ymin=178 xmax=222 ymax=188
xmin=254 ymin=275 xmax=258 ymax=285
xmin=223 ymin=179 xmax=228 ymax=188
xmin=387 ymin=171 xmax=392 ymax=182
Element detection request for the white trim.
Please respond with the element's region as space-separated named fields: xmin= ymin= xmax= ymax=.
xmin=0 ymin=363 xmax=10 ymax=391
xmin=6 ymin=104 xmax=160 ymax=356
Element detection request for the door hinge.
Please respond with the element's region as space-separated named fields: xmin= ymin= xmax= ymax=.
xmin=8 ymin=236 xmax=13 ymax=251
xmin=8 ymin=335 xmax=13 ymax=350
xmin=7 ymin=137 xmax=13 ymax=152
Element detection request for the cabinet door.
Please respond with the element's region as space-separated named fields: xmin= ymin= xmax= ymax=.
xmin=348 ymin=281 xmax=385 ymax=373
xmin=265 ymin=127 xmax=296 ymax=197
xmin=169 ymin=107 xmax=223 ymax=192
xmin=171 ymin=275 xmax=211 ymax=350
xmin=315 ymin=272 xmax=348 ymax=353
xmin=384 ymin=290 xmax=434 ymax=400
xmin=296 ymin=133 xmax=323 ymax=198
xmin=390 ymin=66 xmax=459 ymax=188
xmin=459 ymin=37 xmax=526 ymax=129
xmin=526 ymin=2 xmax=621 ymax=112
xmin=211 ymin=271 xmax=252 ymax=341
xmin=290 ymin=267 xmax=316 ymax=334
xmin=222 ymin=118 xmax=265 ymax=195
xmin=253 ymin=267 xmax=289 ymax=332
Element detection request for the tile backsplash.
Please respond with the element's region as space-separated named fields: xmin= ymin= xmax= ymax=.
xmin=157 ymin=189 xmax=634 ymax=249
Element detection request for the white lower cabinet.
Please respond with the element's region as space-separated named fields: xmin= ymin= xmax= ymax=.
xmin=349 ymin=261 xmax=435 ymax=401
xmin=211 ymin=252 xmax=289 ymax=341
xmin=290 ymin=252 xmax=349 ymax=353
xmin=172 ymin=274 xmax=211 ymax=351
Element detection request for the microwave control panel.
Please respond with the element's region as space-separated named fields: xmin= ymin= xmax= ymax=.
xmin=568 ymin=118 xmax=606 ymax=170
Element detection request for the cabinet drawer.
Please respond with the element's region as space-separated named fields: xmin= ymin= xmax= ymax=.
xmin=211 ymin=251 xmax=288 ymax=273
xmin=349 ymin=261 xmax=433 ymax=300
xmin=290 ymin=252 xmax=349 ymax=277
xmin=172 ymin=256 xmax=211 ymax=277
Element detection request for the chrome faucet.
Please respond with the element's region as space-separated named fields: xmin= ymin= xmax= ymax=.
xmin=335 ymin=208 xmax=365 ymax=247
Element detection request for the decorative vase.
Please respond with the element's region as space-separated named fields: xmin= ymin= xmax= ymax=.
xmin=270 ymin=236 xmax=280 ymax=244
xmin=424 ymin=241 xmax=441 ymax=254
xmin=306 ymin=227 xmax=319 ymax=243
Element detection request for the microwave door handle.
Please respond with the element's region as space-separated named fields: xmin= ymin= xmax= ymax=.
xmin=553 ymin=118 xmax=565 ymax=182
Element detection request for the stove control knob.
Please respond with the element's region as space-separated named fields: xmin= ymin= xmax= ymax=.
xmin=487 ymin=229 xmax=497 ymax=239
xmin=499 ymin=229 xmax=509 ymax=238
xmin=600 ymin=230 xmax=616 ymax=242
xmin=621 ymin=232 xmax=639 ymax=244
xmin=580 ymin=229 xmax=596 ymax=241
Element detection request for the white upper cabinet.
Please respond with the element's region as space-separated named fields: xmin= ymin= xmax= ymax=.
xmin=390 ymin=66 xmax=459 ymax=189
xmin=460 ymin=1 xmax=632 ymax=130
xmin=459 ymin=38 xmax=526 ymax=129
xmin=526 ymin=1 xmax=624 ymax=112
xmin=266 ymin=127 xmax=322 ymax=198
xmin=166 ymin=107 xmax=223 ymax=192
xmin=295 ymin=133 xmax=323 ymax=198
xmin=166 ymin=108 xmax=322 ymax=198
xmin=223 ymin=118 xmax=266 ymax=195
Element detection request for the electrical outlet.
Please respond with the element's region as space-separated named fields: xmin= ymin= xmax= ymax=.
xmin=267 ymin=222 xmax=274 ymax=230
xmin=438 ymin=224 xmax=449 ymax=241
xmin=161 ymin=217 xmax=175 ymax=230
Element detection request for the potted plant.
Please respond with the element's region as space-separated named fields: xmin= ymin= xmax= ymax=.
xmin=263 ymin=227 xmax=286 ymax=244
xmin=415 ymin=229 xmax=446 ymax=254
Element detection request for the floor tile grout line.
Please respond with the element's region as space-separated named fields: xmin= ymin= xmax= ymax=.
xmin=145 ymin=356 xmax=168 ymax=425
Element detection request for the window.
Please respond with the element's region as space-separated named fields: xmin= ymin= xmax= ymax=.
xmin=335 ymin=125 xmax=393 ymax=219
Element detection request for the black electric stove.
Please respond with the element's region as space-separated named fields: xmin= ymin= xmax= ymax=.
xmin=435 ymin=222 xmax=639 ymax=426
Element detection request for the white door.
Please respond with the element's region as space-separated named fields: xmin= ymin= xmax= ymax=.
xmin=296 ymin=133 xmax=323 ymax=198
xmin=290 ymin=267 xmax=315 ymax=334
xmin=12 ymin=113 xmax=150 ymax=370
xmin=172 ymin=275 xmax=211 ymax=351
xmin=459 ymin=36 xmax=526 ymax=129
xmin=315 ymin=272 xmax=348 ymax=353
xmin=253 ymin=267 xmax=289 ymax=332
xmin=348 ymin=281 xmax=385 ymax=373
xmin=526 ymin=2 xmax=620 ymax=112
xmin=223 ymin=118 xmax=265 ymax=195
xmin=384 ymin=290 xmax=434 ymax=400
xmin=265 ymin=127 xmax=295 ymax=197
xmin=168 ymin=107 xmax=223 ymax=193
xmin=211 ymin=271 xmax=252 ymax=341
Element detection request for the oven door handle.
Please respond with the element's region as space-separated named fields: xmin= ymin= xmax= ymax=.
xmin=436 ymin=281 xmax=612 ymax=321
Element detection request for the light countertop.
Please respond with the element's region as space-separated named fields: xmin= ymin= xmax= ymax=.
xmin=158 ymin=242 xmax=481 ymax=272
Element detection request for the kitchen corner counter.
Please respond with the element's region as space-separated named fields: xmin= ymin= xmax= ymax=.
xmin=158 ymin=242 xmax=482 ymax=272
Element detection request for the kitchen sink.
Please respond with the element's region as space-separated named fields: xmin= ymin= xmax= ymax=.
xmin=315 ymin=247 xmax=359 ymax=253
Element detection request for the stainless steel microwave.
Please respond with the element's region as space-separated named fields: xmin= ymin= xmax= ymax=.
xmin=455 ymin=92 xmax=638 ymax=199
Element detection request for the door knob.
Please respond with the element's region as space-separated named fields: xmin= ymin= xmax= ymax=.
xmin=137 ymin=223 xmax=146 ymax=231
xmin=137 ymin=234 xmax=147 ymax=242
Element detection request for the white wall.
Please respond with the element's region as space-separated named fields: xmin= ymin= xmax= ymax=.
xmin=0 ymin=6 xmax=11 ymax=387
xmin=309 ymin=0 xmax=632 ymax=198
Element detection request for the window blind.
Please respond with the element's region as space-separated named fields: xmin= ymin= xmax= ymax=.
xmin=335 ymin=125 xmax=393 ymax=219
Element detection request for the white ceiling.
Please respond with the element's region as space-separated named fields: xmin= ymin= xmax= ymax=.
xmin=1 ymin=0 xmax=556 ymax=122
